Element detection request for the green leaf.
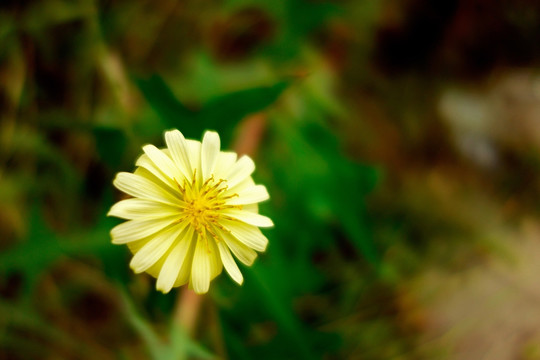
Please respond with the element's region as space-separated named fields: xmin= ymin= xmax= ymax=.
xmin=135 ymin=75 xmax=197 ymax=136
xmin=199 ymin=81 xmax=289 ymax=145
xmin=136 ymin=74 xmax=288 ymax=146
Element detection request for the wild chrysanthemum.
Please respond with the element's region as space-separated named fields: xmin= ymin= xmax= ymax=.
xmin=108 ymin=130 xmax=273 ymax=294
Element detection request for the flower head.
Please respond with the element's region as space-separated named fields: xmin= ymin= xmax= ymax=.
xmin=108 ymin=130 xmax=272 ymax=294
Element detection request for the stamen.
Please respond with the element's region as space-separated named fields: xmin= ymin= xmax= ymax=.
xmin=178 ymin=172 xmax=239 ymax=241
xmin=202 ymin=175 xmax=214 ymax=190
xmin=204 ymin=223 xmax=219 ymax=242
xmin=174 ymin=178 xmax=185 ymax=195
xmin=210 ymin=178 xmax=227 ymax=190
xmin=214 ymin=204 xmax=243 ymax=210
xmin=195 ymin=225 xmax=205 ymax=239
xmin=216 ymin=185 xmax=228 ymax=194
xmin=222 ymin=193 xmax=239 ymax=200
xmin=174 ymin=216 xmax=188 ymax=224
xmin=222 ymin=215 xmax=240 ymax=222
xmin=215 ymin=223 xmax=231 ymax=233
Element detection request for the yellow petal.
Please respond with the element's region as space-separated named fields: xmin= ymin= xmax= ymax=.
xmin=113 ymin=172 xmax=178 ymax=204
xmin=243 ymin=203 xmax=259 ymax=213
xmin=226 ymin=155 xmax=255 ymax=189
xmin=213 ymin=151 xmax=237 ymax=180
xmin=164 ymin=129 xmax=193 ymax=181
xmin=208 ymin=237 xmax=223 ymax=280
xmin=201 ymin=131 xmax=220 ymax=181
xmin=156 ymin=227 xmax=194 ymax=293
xmin=130 ymin=222 xmax=188 ymax=273
xmin=142 ymin=144 xmax=184 ymax=183
xmin=228 ymin=185 xmax=270 ymax=205
xmin=108 ymin=199 xmax=180 ymax=220
xmin=190 ymin=236 xmax=211 ymax=294
xmin=133 ymin=158 xmax=179 ymax=195
xmin=136 ymin=154 xmax=167 ymax=186
xmin=111 ymin=216 xmax=178 ymax=244
xmin=222 ymin=208 xmax=274 ymax=227
xmin=221 ymin=230 xmax=258 ymax=265
xmin=217 ymin=241 xmax=243 ymax=285
xmin=186 ymin=140 xmax=202 ymax=182
xmin=223 ymin=220 xmax=269 ymax=251
xmin=174 ymin=227 xmax=196 ymax=287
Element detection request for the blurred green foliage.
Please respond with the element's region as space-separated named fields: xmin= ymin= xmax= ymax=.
xmin=4 ymin=0 xmax=540 ymax=359
xmin=0 ymin=0 xmax=391 ymax=358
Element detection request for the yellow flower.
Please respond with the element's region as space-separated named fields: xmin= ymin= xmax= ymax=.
xmin=108 ymin=130 xmax=273 ymax=294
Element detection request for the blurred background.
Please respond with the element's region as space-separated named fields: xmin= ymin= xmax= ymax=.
xmin=2 ymin=0 xmax=540 ymax=359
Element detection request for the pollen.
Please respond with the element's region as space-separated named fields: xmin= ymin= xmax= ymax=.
xmin=176 ymin=172 xmax=241 ymax=242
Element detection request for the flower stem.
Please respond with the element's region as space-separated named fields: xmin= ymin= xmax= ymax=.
xmin=174 ymin=288 xmax=202 ymax=336
xmin=173 ymin=113 xmax=267 ymax=350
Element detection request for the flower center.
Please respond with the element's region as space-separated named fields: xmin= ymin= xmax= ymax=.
xmin=185 ymin=198 xmax=209 ymax=226
xmin=175 ymin=170 xmax=240 ymax=240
